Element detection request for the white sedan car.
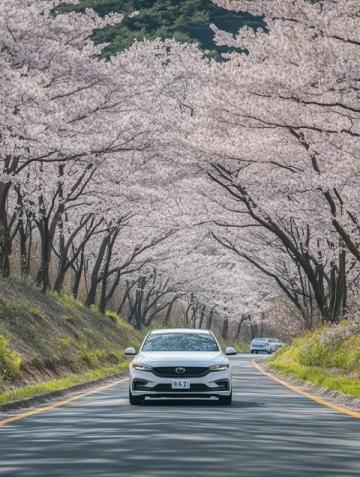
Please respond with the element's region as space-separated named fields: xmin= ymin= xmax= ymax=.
xmin=125 ymin=329 xmax=236 ymax=405
xmin=250 ymin=338 xmax=284 ymax=354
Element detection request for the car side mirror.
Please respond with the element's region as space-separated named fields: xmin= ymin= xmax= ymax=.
xmin=225 ymin=346 xmax=237 ymax=356
xmin=125 ymin=347 xmax=136 ymax=356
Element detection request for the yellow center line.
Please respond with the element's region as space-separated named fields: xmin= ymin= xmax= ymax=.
xmin=252 ymin=360 xmax=360 ymax=420
xmin=0 ymin=378 xmax=128 ymax=427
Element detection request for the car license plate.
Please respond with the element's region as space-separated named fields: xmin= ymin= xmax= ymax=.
xmin=172 ymin=379 xmax=190 ymax=390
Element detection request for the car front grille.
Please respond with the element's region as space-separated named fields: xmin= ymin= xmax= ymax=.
xmin=152 ymin=383 xmax=210 ymax=392
xmin=151 ymin=367 xmax=210 ymax=378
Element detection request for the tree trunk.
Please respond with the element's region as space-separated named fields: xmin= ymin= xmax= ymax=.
xmin=207 ymin=308 xmax=214 ymax=330
xmin=95 ymin=224 xmax=120 ymax=313
xmin=221 ymin=318 xmax=229 ymax=340
xmin=99 ymin=235 xmax=111 ymax=315
xmin=53 ymin=218 xmax=66 ymax=292
xmin=18 ymin=219 xmax=31 ymax=277
xmin=0 ymin=183 xmax=12 ymax=278
xmin=329 ymin=248 xmax=347 ymax=323
xmin=54 ymin=215 xmax=96 ymax=293
xmin=198 ymin=305 xmax=206 ymax=329
xmin=36 ymin=217 xmax=51 ymax=293
xmin=85 ymin=234 xmax=108 ymax=307
xmin=235 ymin=316 xmax=246 ymax=341
xmin=164 ymin=298 xmax=176 ymax=327
xmin=118 ymin=280 xmax=135 ymax=316
xmin=104 ymin=270 xmax=121 ymax=311
xmin=134 ymin=286 xmax=143 ymax=329
xmin=72 ymin=246 xmax=85 ymax=298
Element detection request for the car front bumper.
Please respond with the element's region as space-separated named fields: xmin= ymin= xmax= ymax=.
xmin=129 ymin=368 xmax=232 ymax=397
xmin=251 ymin=346 xmax=271 ymax=352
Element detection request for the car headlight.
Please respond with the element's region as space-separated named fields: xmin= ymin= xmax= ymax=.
xmin=210 ymin=363 xmax=230 ymax=371
xmin=132 ymin=363 xmax=153 ymax=372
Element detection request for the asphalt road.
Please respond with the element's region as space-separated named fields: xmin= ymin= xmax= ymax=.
xmin=0 ymin=355 xmax=359 ymax=477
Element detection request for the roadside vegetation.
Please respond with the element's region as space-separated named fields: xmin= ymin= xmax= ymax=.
xmin=0 ymin=279 xmax=142 ymax=405
xmin=0 ymin=364 xmax=129 ymax=406
xmin=268 ymin=320 xmax=360 ymax=399
xmin=219 ymin=338 xmax=249 ymax=354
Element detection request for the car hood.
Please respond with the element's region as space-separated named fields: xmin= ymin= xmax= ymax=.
xmin=135 ymin=351 xmax=227 ymax=367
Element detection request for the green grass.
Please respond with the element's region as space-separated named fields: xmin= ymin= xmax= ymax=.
xmin=0 ymin=362 xmax=129 ymax=406
xmin=49 ymin=291 xmax=91 ymax=313
xmin=217 ymin=336 xmax=249 ymax=354
xmin=268 ymin=360 xmax=360 ymax=398
xmin=268 ymin=324 xmax=360 ymax=399
xmin=232 ymin=341 xmax=250 ymax=354
xmin=0 ymin=336 xmax=22 ymax=383
xmin=0 ymin=281 xmax=144 ymax=406
xmin=105 ymin=310 xmax=135 ymax=330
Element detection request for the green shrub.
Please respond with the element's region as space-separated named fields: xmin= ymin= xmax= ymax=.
xmin=64 ymin=315 xmax=76 ymax=326
xmin=78 ymin=344 xmax=108 ymax=368
xmin=0 ymin=336 xmax=22 ymax=382
xmin=49 ymin=291 xmax=84 ymax=312
xmin=57 ymin=337 xmax=75 ymax=353
xmin=298 ymin=336 xmax=329 ymax=367
xmin=333 ymin=335 xmax=360 ymax=371
xmin=268 ymin=321 xmax=360 ymax=398
xmin=105 ymin=310 xmax=133 ymax=329
xmin=89 ymin=304 xmax=101 ymax=316
xmin=107 ymin=312 xmax=117 ymax=324
xmin=29 ymin=308 xmax=46 ymax=320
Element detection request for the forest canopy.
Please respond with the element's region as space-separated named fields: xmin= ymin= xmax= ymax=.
xmin=60 ymin=0 xmax=262 ymax=58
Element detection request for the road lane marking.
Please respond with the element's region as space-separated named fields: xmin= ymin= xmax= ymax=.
xmin=252 ymin=360 xmax=360 ymax=420
xmin=0 ymin=378 xmax=128 ymax=427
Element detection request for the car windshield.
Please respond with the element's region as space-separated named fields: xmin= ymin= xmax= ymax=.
xmin=142 ymin=333 xmax=219 ymax=352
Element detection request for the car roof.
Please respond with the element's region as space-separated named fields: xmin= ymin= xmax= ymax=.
xmin=252 ymin=337 xmax=281 ymax=342
xmin=149 ymin=329 xmax=211 ymax=335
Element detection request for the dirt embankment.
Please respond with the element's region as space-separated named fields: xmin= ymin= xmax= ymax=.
xmin=0 ymin=279 xmax=142 ymax=400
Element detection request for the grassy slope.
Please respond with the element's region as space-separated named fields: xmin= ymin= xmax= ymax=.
xmin=268 ymin=322 xmax=360 ymax=398
xmin=0 ymin=279 xmax=142 ymax=405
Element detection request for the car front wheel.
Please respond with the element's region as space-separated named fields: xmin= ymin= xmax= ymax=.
xmin=129 ymin=390 xmax=144 ymax=405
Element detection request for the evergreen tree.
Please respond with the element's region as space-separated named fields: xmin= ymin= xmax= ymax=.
xmin=61 ymin=0 xmax=262 ymax=58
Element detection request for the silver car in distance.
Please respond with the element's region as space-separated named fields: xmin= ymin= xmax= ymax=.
xmin=125 ymin=329 xmax=236 ymax=405
xmin=250 ymin=338 xmax=284 ymax=354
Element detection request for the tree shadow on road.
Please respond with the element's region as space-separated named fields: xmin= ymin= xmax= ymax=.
xmin=141 ymin=398 xmax=264 ymax=409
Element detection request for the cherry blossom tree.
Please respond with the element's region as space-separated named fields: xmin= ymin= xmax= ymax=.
xmin=4 ymin=0 xmax=359 ymax=335
xmin=0 ymin=1 xmax=166 ymax=280
xmin=163 ymin=0 xmax=360 ymax=325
